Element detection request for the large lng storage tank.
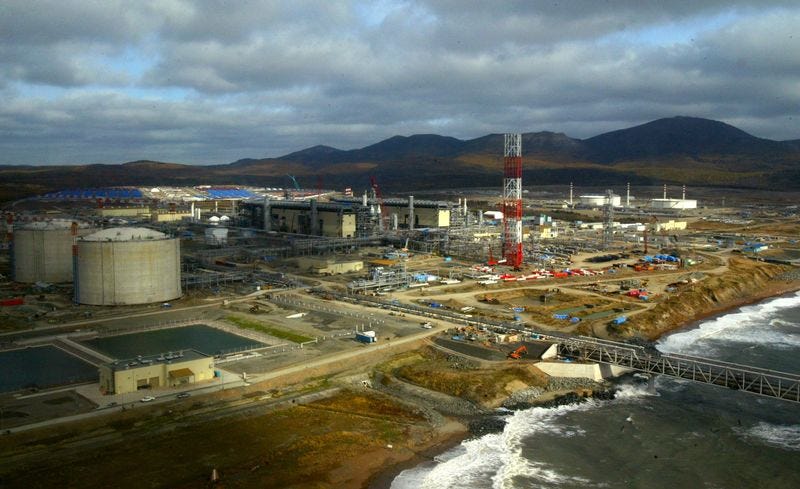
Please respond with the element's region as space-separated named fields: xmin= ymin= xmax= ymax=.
xmin=75 ymin=227 xmax=181 ymax=305
xmin=12 ymin=220 xmax=92 ymax=283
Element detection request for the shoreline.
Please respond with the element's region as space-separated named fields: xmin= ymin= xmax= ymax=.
xmin=366 ymin=426 xmax=469 ymax=489
xmin=647 ymin=280 xmax=800 ymax=341
xmin=361 ymin=281 xmax=800 ymax=488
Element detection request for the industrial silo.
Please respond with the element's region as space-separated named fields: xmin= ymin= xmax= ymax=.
xmin=12 ymin=220 xmax=92 ymax=283
xmin=75 ymin=227 xmax=181 ymax=305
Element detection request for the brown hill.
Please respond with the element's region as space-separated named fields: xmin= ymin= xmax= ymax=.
xmin=1 ymin=117 xmax=798 ymax=203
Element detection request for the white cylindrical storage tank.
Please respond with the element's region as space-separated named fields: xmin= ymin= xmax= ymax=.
xmin=579 ymin=194 xmax=621 ymax=207
xmin=204 ymin=227 xmax=229 ymax=245
xmin=76 ymin=227 xmax=181 ymax=305
xmin=649 ymin=198 xmax=698 ymax=210
xmin=12 ymin=220 xmax=92 ymax=283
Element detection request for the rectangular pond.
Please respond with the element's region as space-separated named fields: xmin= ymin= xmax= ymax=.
xmin=82 ymin=324 xmax=264 ymax=359
xmin=0 ymin=345 xmax=98 ymax=393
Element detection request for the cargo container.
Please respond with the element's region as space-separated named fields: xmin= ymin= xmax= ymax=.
xmin=356 ymin=331 xmax=377 ymax=344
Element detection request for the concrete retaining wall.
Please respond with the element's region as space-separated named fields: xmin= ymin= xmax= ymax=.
xmin=536 ymin=361 xmax=631 ymax=381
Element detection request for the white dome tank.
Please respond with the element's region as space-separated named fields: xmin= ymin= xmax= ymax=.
xmin=75 ymin=227 xmax=181 ymax=305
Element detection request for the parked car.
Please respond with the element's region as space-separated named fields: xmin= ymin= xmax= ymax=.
xmin=140 ymin=396 xmax=156 ymax=402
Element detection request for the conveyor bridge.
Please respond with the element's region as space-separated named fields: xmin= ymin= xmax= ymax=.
xmin=558 ymin=336 xmax=800 ymax=403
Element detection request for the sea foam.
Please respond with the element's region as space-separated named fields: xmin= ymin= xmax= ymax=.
xmin=657 ymin=292 xmax=800 ymax=355
xmin=391 ymin=402 xmax=598 ymax=489
xmin=734 ymin=422 xmax=800 ymax=452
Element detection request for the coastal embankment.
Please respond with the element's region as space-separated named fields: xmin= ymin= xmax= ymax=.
xmin=618 ymin=257 xmax=800 ymax=340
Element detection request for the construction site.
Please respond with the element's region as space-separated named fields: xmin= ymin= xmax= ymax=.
xmin=0 ymin=136 xmax=799 ymax=487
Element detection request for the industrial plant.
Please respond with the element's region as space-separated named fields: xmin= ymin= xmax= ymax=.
xmin=0 ymin=133 xmax=798 ymax=444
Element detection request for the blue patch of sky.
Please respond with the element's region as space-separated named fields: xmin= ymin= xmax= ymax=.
xmin=354 ymin=0 xmax=436 ymax=28
xmin=354 ymin=0 xmax=398 ymax=27
xmin=96 ymin=45 xmax=154 ymax=81
xmin=600 ymin=9 xmax=744 ymax=47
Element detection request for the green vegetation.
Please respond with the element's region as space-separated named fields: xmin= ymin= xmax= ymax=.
xmin=225 ymin=315 xmax=314 ymax=343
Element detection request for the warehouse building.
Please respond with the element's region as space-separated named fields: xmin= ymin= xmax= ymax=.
xmin=240 ymin=200 xmax=357 ymax=237
xmin=99 ymin=350 xmax=214 ymax=395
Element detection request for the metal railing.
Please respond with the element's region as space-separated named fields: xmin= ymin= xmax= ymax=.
xmin=557 ymin=337 xmax=800 ymax=403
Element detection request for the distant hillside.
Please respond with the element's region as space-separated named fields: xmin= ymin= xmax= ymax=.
xmin=1 ymin=116 xmax=799 ymax=204
xmin=581 ymin=116 xmax=791 ymax=162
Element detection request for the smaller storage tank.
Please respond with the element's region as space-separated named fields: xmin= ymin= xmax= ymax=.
xmin=579 ymin=194 xmax=621 ymax=207
xmin=75 ymin=227 xmax=181 ymax=305
xmin=649 ymin=198 xmax=698 ymax=210
xmin=12 ymin=220 xmax=92 ymax=283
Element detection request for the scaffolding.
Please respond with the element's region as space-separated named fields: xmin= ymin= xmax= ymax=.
xmin=502 ymin=133 xmax=523 ymax=268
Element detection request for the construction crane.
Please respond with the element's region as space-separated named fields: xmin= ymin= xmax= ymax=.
xmin=286 ymin=174 xmax=301 ymax=191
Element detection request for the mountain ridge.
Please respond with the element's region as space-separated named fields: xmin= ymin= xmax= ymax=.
xmin=1 ymin=116 xmax=798 ymax=203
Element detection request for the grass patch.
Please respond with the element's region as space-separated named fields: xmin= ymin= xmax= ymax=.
xmin=225 ymin=315 xmax=314 ymax=343
xmin=394 ymin=347 xmax=548 ymax=406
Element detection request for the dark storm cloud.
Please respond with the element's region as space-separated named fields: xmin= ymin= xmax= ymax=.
xmin=0 ymin=0 xmax=798 ymax=165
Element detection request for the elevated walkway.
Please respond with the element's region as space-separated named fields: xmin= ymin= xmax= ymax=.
xmin=558 ymin=336 xmax=800 ymax=403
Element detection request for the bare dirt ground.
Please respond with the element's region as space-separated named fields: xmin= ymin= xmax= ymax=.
xmin=0 ymin=379 xmax=462 ymax=489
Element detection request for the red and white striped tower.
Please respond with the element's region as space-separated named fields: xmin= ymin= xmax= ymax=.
xmin=502 ymin=133 xmax=523 ymax=268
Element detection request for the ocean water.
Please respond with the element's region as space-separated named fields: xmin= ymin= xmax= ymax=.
xmin=392 ymin=292 xmax=800 ymax=489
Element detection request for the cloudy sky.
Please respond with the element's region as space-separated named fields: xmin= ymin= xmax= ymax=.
xmin=1 ymin=0 xmax=798 ymax=165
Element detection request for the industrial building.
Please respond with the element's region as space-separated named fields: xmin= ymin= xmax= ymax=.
xmin=12 ymin=220 xmax=93 ymax=283
xmin=380 ymin=198 xmax=451 ymax=229
xmin=241 ymin=200 xmax=357 ymax=237
xmin=294 ymin=256 xmax=364 ymax=275
xmin=99 ymin=349 xmax=214 ymax=395
xmin=75 ymin=227 xmax=182 ymax=305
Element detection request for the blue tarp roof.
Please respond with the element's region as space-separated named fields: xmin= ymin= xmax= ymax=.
xmin=41 ymin=188 xmax=143 ymax=199
xmin=206 ymin=189 xmax=255 ymax=199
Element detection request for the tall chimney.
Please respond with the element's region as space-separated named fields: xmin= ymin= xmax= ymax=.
xmin=408 ymin=195 xmax=415 ymax=230
xmin=626 ymin=182 xmax=631 ymax=207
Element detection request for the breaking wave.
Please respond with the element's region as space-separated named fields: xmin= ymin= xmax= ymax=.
xmin=734 ymin=422 xmax=800 ymax=452
xmin=657 ymin=292 xmax=800 ymax=355
xmin=392 ymin=384 xmax=655 ymax=489
xmin=391 ymin=402 xmax=599 ymax=489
